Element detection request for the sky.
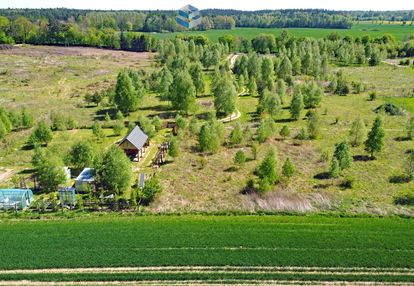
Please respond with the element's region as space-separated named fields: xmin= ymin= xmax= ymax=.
xmin=0 ymin=0 xmax=413 ymax=11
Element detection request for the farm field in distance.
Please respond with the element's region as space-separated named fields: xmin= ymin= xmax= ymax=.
xmin=0 ymin=215 xmax=413 ymax=285
xmin=146 ymin=23 xmax=414 ymax=42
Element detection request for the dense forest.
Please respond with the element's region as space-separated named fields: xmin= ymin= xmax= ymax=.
xmin=0 ymin=8 xmax=414 ymax=55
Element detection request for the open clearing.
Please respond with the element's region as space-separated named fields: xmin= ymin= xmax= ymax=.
xmin=0 ymin=215 xmax=412 ymax=284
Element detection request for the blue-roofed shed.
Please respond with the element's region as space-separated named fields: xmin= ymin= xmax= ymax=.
xmin=0 ymin=189 xmax=34 ymax=210
xmin=75 ymin=168 xmax=95 ymax=192
xmin=119 ymin=125 xmax=150 ymax=162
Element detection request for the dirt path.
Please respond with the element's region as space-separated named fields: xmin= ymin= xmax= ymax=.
xmin=0 ymin=169 xmax=14 ymax=183
xmin=1 ymin=266 xmax=413 ymax=274
xmin=382 ymin=60 xmax=409 ymax=68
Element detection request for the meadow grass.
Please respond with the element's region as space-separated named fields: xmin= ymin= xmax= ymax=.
xmin=146 ymin=23 xmax=414 ymax=42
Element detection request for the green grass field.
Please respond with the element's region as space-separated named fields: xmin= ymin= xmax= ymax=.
xmin=147 ymin=23 xmax=414 ymax=42
xmin=0 ymin=215 xmax=413 ymax=284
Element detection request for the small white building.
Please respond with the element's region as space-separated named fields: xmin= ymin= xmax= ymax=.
xmin=75 ymin=168 xmax=94 ymax=192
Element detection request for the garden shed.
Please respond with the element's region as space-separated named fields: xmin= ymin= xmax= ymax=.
xmin=75 ymin=168 xmax=95 ymax=192
xmin=119 ymin=125 xmax=149 ymax=162
xmin=0 ymin=189 xmax=34 ymax=210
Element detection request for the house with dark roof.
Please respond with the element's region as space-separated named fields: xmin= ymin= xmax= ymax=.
xmin=118 ymin=125 xmax=150 ymax=161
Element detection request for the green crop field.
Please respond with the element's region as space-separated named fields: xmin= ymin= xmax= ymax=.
xmin=0 ymin=215 xmax=413 ymax=284
xmin=147 ymin=23 xmax=414 ymax=42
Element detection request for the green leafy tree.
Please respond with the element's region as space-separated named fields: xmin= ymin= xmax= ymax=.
xmin=67 ymin=140 xmax=95 ymax=170
xmin=349 ymin=118 xmax=367 ymax=147
xmin=302 ymin=81 xmax=323 ymax=108
xmin=138 ymin=116 xmax=156 ymax=138
xmin=158 ymin=67 xmax=173 ymax=101
xmin=290 ymin=87 xmax=304 ymax=120
xmin=152 ymin=116 xmax=163 ymax=132
xmin=50 ymin=112 xmax=67 ymax=131
xmin=92 ymin=121 xmax=105 ymax=141
xmin=279 ymin=125 xmax=290 ymax=138
xmin=95 ymin=146 xmax=132 ymax=196
xmin=114 ymin=70 xmax=140 ymax=115
xmin=137 ymin=175 xmax=162 ymax=205
xmin=32 ymin=148 xmax=66 ymax=193
xmin=258 ymin=148 xmax=278 ymax=191
xmin=229 ymin=123 xmax=243 ymax=146
xmin=169 ymin=70 xmax=197 ymax=115
xmin=307 ymin=111 xmax=322 ymax=140
xmin=261 ymin=57 xmax=275 ymax=91
xmin=234 ymin=150 xmax=246 ymax=166
xmin=333 ymin=141 xmax=353 ymax=170
xmin=21 ymin=108 xmax=34 ymax=129
xmin=365 ymin=116 xmax=385 ymax=158
xmin=248 ymin=76 xmax=258 ymax=97
xmin=258 ymin=89 xmax=281 ymax=117
xmin=278 ymin=55 xmax=292 ymax=80
xmin=257 ymin=118 xmax=275 ymax=143
xmin=189 ymin=62 xmax=205 ymax=96
xmin=198 ymin=120 xmax=224 ymax=153
xmin=282 ymin=157 xmax=295 ymax=179
xmin=113 ymin=120 xmax=124 ymax=136
xmin=213 ymin=73 xmax=237 ymax=116
xmin=329 ymin=157 xmax=340 ymax=178
xmin=28 ymin=120 xmax=53 ymax=146
xmin=168 ymin=137 xmax=180 ymax=158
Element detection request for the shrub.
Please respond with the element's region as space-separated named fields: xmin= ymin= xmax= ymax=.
xmin=394 ymin=190 xmax=414 ymax=205
xmin=341 ymin=176 xmax=355 ymax=189
xmin=137 ymin=175 xmax=162 ymax=205
xmin=369 ymin=91 xmax=377 ymax=101
xmin=282 ymin=158 xmax=295 ymax=179
xmin=329 ymin=157 xmax=340 ymax=178
xmin=374 ymin=103 xmax=403 ymax=116
xmin=234 ymin=150 xmax=246 ymax=166
xmin=295 ymin=128 xmax=308 ymax=140
xmin=279 ymin=125 xmax=290 ymax=138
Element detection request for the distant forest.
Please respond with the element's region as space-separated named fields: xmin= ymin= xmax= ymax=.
xmin=0 ymin=8 xmax=413 ymax=53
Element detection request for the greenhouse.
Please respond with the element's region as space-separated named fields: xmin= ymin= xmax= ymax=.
xmin=58 ymin=187 xmax=76 ymax=208
xmin=0 ymin=189 xmax=34 ymax=210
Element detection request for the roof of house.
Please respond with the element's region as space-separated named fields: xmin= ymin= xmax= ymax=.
xmin=75 ymin=168 xmax=94 ymax=182
xmin=119 ymin=125 xmax=148 ymax=150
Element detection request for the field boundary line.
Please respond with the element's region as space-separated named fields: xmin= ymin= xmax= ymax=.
xmin=0 ymin=280 xmax=414 ymax=286
xmin=1 ymin=266 xmax=414 ymax=274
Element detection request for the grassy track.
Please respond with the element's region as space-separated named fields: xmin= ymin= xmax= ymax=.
xmin=146 ymin=23 xmax=414 ymax=42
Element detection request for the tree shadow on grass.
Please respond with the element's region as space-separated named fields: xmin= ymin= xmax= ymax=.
xmin=224 ymin=166 xmax=238 ymax=172
xmin=18 ymin=169 xmax=35 ymax=175
xmin=395 ymin=136 xmax=411 ymax=142
xmin=314 ymin=172 xmax=331 ymax=180
xmin=313 ymin=183 xmax=332 ymax=189
xmin=353 ymin=155 xmax=374 ymax=162
xmin=406 ymin=149 xmax=414 ymax=155
xmin=275 ymin=118 xmax=295 ymax=123
xmin=95 ymin=107 xmax=117 ymax=121
xmin=389 ymin=175 xmax=412 ymax=184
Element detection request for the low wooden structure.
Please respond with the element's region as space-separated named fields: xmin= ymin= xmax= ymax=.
xmin=119 ymin=126 xmax=150 ymax=162
xmin=153 ymin=142 xmax=170 ymax=168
